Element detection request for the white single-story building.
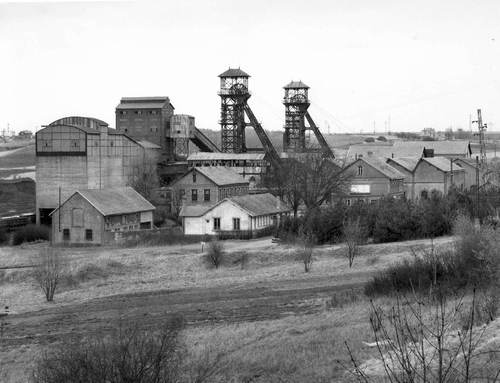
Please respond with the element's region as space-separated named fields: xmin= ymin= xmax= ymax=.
xmin=179 ymin=193 xmax=291 ymax=238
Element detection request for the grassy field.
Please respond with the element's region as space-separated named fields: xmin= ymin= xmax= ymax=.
xmin=0 ymin=236 xmax=459 ymax=382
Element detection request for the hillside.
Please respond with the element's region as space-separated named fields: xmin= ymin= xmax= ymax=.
xmin=0 ymin=178 xmax=36 ymax=218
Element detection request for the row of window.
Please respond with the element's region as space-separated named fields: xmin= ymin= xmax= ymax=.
xmin=119 ymin=110 xmax=158 ymax=115
xmin=63 ymin=228 xmax=92 ymax=241
xmin=213 ymin=218 xmax=240 ymax=230
xmin=191 ymin=189 xmax=211 ymax=202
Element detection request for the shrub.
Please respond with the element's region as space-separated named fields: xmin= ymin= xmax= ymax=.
xmin=12 ymin=224 xmax=50 ymax=246
xmin=0 ymin=229 xmax=9 ymax=246
xmin=376 ymin=135 xmax=387 ymax=142
xmin=364 ymin=137 xmax=375 ymax=142
xmin=296 ymin=240 xmax=315 ymax=272
xmin=30 ymin=315 xmax=218 ymax=383
xmin=204 ymin=239 xmax=225 ymax=269
xmin=31 ymin=248 xmax=68 ymax=302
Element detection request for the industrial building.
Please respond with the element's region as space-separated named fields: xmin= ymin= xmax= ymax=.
xmin=36 ymin=116 xmax=159 ymax=225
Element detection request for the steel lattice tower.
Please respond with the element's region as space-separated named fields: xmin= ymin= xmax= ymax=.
xmin=218 ymin=68 xmax=250 ymax=153
xmin=283 ymin=81 xmax=309 ymax=152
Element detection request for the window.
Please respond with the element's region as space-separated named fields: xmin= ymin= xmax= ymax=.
xmin=204 ymin=189 xmax=211 ymax=202
xmin=122 ymin=215 xmax=127 ymax=224
xmin=149 ymin=110 xmax=157 ymax=114
xmin=233 ymin=218 xmax=241 ymax=230
xmin=192 ymin=189 xmax=198 ymax=202
xmin=110 ymin=141 xmax=114 ymax=147
xmin=150 ymin=128 xmax=158 ymax=132
xmin=350 ymin=184 xmax=370 ymax=194
xmin=63 ymin=229 xmax=70 ymax=240
xmin=120 ymin=111 xmax=127 ymax=115
xmin=134 ymin=110 xmax=143 ymax=114
xmin=345 ymin=199 xmax=352 ymax=206
xmin=85 ymin=229 xmax=93 ymax=241
xmin=357 ymin=166 xmax=363 ymax=176
xmin=213 ymin=218 xmax=221 ymax=230
xmin=421 ymin=190 xmax=429 ymax=200
xmin=192 ymin=173 xmax=197 ymax=183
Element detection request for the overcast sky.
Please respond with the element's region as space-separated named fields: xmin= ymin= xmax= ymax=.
xmin=1 ymin=0 xmax=499 ymax=136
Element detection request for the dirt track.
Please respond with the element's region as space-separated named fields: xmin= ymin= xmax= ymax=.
xmin=1 ymin=270 xmax=373 ymax=348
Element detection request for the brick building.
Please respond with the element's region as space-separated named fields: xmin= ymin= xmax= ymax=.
xmin=50 ymin=187 xmax=154 ymax=245
xmin=115 ymin=97 xmax=175 ymax=162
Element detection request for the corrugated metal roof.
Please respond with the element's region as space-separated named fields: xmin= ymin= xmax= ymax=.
xmin=193 ymin=166 xmax=249 ymax=186
xmin=283 ymin=80 xmax=309 ymax=89
xmin=387 ymin=157 xmax=419 ymax=172
xmin=56 ymin=187 xmax=155 ymax=216
xmin=359 ymin=157 xmax=406 ymax=179
xmin=218 ymin=68 xmax=250 ymax=78
xmin=188 ymin=152 xmax=266 ymax=161
xmin=42 ymin=124 xmax=100 ymax=135
xmin=179 ymin=204 xmax=216 ymax=217
xmin=226 ymin=193 xmax=292 ymax=216
xmin=48 ymin=116 xmax=109 ymax=128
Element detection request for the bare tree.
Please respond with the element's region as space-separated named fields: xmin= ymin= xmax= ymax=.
xmin=342 ymin=217 xmax=365 ymax=267
xmin=298 ymin=152 xmax=351 ymax=210
xmin=127 ymin=151 xmax=161 ymax=203
xmin=169 ymin=185 xmax=185 ymax=222
xmin=296 ymin=238 xmax=315 ymax=272
xmin=31 ymin=248 xmax=68 ymax=302
xmin=204 ymin=239 xmax=225 ymax=269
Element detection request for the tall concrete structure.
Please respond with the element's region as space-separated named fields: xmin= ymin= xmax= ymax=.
xmin=36 ymin=116 xmax=157 ymax=225
xmin=115 ymin=97 xmax=175 ymax=162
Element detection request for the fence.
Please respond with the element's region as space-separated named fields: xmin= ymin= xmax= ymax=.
xmin=216 ymin=226 xmax=275 ymax=240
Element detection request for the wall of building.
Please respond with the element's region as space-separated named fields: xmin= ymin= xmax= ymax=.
xmin=345 ymin=162 xmax=394 ymax=202
xmin=453 ymin=160 xmax=478 ymax=189
xmin=413 ymin=161 xmax=465 ymax=198
xmin=116 ymin=101 xmax=175 ymax=162
xmin=36 ymin=125 xmax=147 ymax=224
xmin=52 ymin=193 xmax=104 ymax=245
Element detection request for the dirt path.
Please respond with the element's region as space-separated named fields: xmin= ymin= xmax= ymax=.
xmin=2 ymin=270 xmax=372 ymax=348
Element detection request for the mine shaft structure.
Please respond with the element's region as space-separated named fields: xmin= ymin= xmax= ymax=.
xmin=218 ymin=68 xmax=281 ymax=168
xmin=282 ymin=81 xmax=334 ymax=158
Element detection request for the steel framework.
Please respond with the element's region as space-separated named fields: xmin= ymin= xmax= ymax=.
xmin=218 ymin=68 xmax=281 ymax=168
xmin=282 ymin=81 xmax=334 ymax=158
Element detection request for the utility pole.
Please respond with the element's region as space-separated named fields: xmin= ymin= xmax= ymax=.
xmin=472 ymin=109 xmax=488 ymax=171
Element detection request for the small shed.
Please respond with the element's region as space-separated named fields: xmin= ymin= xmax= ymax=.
xmin=50 ymin=187 xmax=155 ymax=245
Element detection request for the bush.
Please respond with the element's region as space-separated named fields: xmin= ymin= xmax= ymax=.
xmin=296 ymin=240 xmax=315 ymax=272
xmin=0 ymin=229 xmax=9 ymax=246
xmin=376 ymin=135 xmax=387 ymax=142
xmin=30 ymin=316 xmax=218 ymax=383
xmin=365 ymin=216 xmax=500 ymax=297
xmin=31 ymin=248 xmax=68 ymax=302
xmin=12 ymin=224 xmax=50 ymax=246
xmin=204 ymin=239 xmax=225 ymax=269
xmin=364 ymin=137 xmax=375 ymax=143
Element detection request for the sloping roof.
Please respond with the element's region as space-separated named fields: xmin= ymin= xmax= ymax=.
xmin=116 ymin=97 xmax=171 ymax=110
xmin=193 ymin=166 xmax=249 ymax=186
xmin=136 ymin=140 xmax=162 ymax=149
xmin=51 ymin=187 xmax=155 ymax=217
xmin=420 ymin=157 xmax=463 ymax=172
xmin=387 ymin=157 xmax=419 ymax=172
xmin=188 ymin=152 xmax=266 ymax=161
xmin=180 ymin=193 xmax=291 ymax=218
xmin=453 ymin=158 xmax=478 ymax=167
xmin=347 ymin=143 xmax=425 ymax=159
xmin=226 ymin=193 xmax=291 ymax=216
xmin=218 ymin=68 xmax=250 ymax=78
xmin=283 ymin=80 xmax=309 ymax=89
xmin=358 ymin=157 xmax=406 ymax=179
xmin=395 ymin=140 xmax=471 ymax=156
xmin=179 ymin=204 xmax=216 ymax=217
xmin=48 ymin=116 xmax=109 ymax=129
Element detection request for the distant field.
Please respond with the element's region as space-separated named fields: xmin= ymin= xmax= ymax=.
xmin=0 ymin=145 xmax=36 ymax=169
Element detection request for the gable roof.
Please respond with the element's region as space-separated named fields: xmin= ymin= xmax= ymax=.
xmin=419 ymin=157 xmax=464 ymax=173
xmin=395 ymin=140 xmax=471 ymax=157
xmin=116 ymin=97 xmax=172 ymax=110
xmin=347 ymin=143 xmax=425 ymax=159
xmin=180 ymin=193 xmax=291 ymax=218
xmin=51 ymin=187 xmax=155 ymax=216
xmin=353 ymin=157 xmax=406 ymax=179
xmin=186 ymin=166 xmax=249 ymax=186
xmin=386 ymin=157 xmax=419 ymax=172
xmin=225 ymin=193 xmax=292 ymax=216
